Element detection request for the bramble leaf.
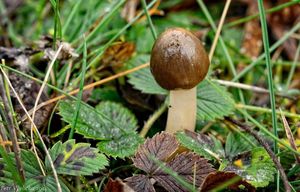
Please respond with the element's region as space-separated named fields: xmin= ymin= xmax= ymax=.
xmin=127 ymin=54 xmax=167 ymax=95
xmin=225 ymin=147 xmax=276 ymax=188
xmin=58 ymin=101 xmax=143 ymax=158
xmin=23 ymin=176 xmax=69 ymax=192
xmin=153 ymin=152 xmax=215 ymax=192
xmin=132 ymin=132 xmax=179 ymax=173
xmin=45 ymin=140 xmax=108 ymax=176
xmin=125 ymin=175 xmax=155 ymax=192
xmin=196 ymin=80 xmax=235 ymax=121
xmin=176 ymin=130 xmax=224 ymax=161
xmin=127 ymin=132 xmax=215 ymax=192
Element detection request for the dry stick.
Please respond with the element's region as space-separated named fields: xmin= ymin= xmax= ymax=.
xmin=208 ymin=0 xmax=232 ymax=60
xmin=226 ymin=117 xmax=291 ymax=192
xmin=0 ymin=74 xmax=25 ymax=181
xmin=280 ymin=109 xmax=300 ymax=164
xmin=31 ymin=45 xmax=63 ymax=192
xmin=0 ymin=69 xmax=62 ymax=191
xmin=0 ymin=116 xmax=10 ymax=152
xmin=214 ymin=79 xmax=294 ymax=99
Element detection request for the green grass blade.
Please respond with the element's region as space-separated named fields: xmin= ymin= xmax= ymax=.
xmin=141 ymin=0 xmax=157 ymax=39
xmin=196 ymin=0 xmax=246 ymax=110
xmin=286 ymin=42 xmax=300 ymax=89
xmin=257 ymin=0 xmax=278 ymax=152
xmin=68 ymin=36 xmax=87 ymax=139
xmin=87 ymin=0 xmax=157 ymax=68
xmin=225 ymin=0 xmax=300 ymax=28
xmin=62 ymin=0 xmax=83 ymax=37
xmin=76 ymin=0 xmax=126 ymax=51
xmin=232 ymin=21 xmax=300 ymax=82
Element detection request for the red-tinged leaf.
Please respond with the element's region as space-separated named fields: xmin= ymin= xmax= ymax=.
xmin=132 ymin=132 xmax=179 ymax=173
xmin=200 ymin=171 xmax=255 ymax=192
xmin=153 ymin=152 xmax=215 ymax=192
xmin=104 ymin=178 xmax=134 ymax=192
xmin=125 ymin=175 xmax=155 ymax=192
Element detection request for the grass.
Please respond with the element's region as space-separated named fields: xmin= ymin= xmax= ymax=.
xmin=1 ymin=0 xmax=300 ymax=191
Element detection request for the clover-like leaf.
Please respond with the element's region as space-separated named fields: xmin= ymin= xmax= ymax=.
xmin=153 ymin=152 xmax=215 ymax=192
xmin=132 ymin=132 xmax=179 ymax=173
xmin=225 ymin=147 xmax=276 ymax=188
xmin=45 ymin=140 xmax=108 ymax=176
xmin=176 ymin=130 xmax=225 ymax=161
xmin=59 ymin=101 xmax=143 ymax=158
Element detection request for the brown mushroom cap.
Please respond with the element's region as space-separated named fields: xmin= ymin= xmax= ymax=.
xmin=150 ymin=28 xmax=210 ymax=90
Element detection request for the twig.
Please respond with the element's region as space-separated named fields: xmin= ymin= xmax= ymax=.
xmin=208 ymin=0 xmax=232 ymax=60
xmin=213 ymin=79 xmax=295 ymax=99
xmin=280 ymin=109 xmax=300 ymax=164
xmin=225 ymin=117 xmax=291 ymax=192
xmin=0 ymin=70 xmax=25 ymax=181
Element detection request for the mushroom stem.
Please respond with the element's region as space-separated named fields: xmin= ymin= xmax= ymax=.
xmin=165 ymin=87 xmax=197 ymax=133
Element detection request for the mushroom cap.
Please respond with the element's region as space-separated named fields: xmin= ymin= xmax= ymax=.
xmin=150 ymin=28 xmax=210 ymax=90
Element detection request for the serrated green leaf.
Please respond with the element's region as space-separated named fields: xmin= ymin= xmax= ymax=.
xmin=23 ymin=176 xmax=69 ymax=192
xmin=225 ymin=147 xmax=276 ymax=188
xmin=225 ymin=132 xmax=258 ymax=161
xmin=59 ymin=100 xmax=107 ymax=139
xmin=0 ymin=150 xmax=42 ymax=185
xmin=45 ymin=140 xmax=108 ymax=176
xmin=176 ymin=130 xmax=224 ymax=161
xmin=127 ymin=54 xmax=167 ymax=95
xmin=197 ymin=80 xmax=235 ymax=121
xmin=59 ymin=101 xmax=143 ymax=157
xmin=97 ymin=132 xmax=143 ymax=158
xmin=127 ymin=55 xmax=235 ymax=121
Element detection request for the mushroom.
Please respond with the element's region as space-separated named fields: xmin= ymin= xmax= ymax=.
xmin=150 ymin=28 xmax=210 ymax=134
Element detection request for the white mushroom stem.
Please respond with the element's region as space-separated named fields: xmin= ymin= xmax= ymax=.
xmin=165 ymin=87 xmax=197 ymax=134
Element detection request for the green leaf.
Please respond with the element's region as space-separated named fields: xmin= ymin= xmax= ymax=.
xmin=0 ymin=150 xmax=42 ymax=185
xmin=23 ymin=176 xmax=69 ymax=192
xmin=45 ymin=140 xmax=108 ymax=176
xmin=97 ymin=133 xmax=143 ymax=158
xmin=95 ymin=101 xmax=143 ymax=158
xmin=127 ymin=54 xmax=167 ymax=95
xmin=197 ymin=80 xmax=235 ymax=121
xmin=176 ymin=130 xmax=224 ymax=161
xmin=225 ymin=147 xmax=276 ymax=188
xmin=59 ymin=101 xmax=143 ymax=158
xmin=225 ymin=132 xmax=258 ymax=161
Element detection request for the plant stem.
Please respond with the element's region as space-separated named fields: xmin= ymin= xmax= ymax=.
xmin=0 ymin=73 xmax=25 ymax=181
xmin=140 ymin=101 xmax=168 ymax=137
xmin=258 ymin=0 xmax=279 ymax=154
xmin=166 ymin=88 xmax=197 ymax=134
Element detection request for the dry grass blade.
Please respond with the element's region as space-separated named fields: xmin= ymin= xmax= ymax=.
xmin=208 ymin=0 xmax=232 ymax=60
xmin=24 ymin=63 xmax=150 ymax=119
xmin=280 ymin=109 xmax=300 ymax=164
xmin=0 ymin=57 xmax=63 ymax=191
